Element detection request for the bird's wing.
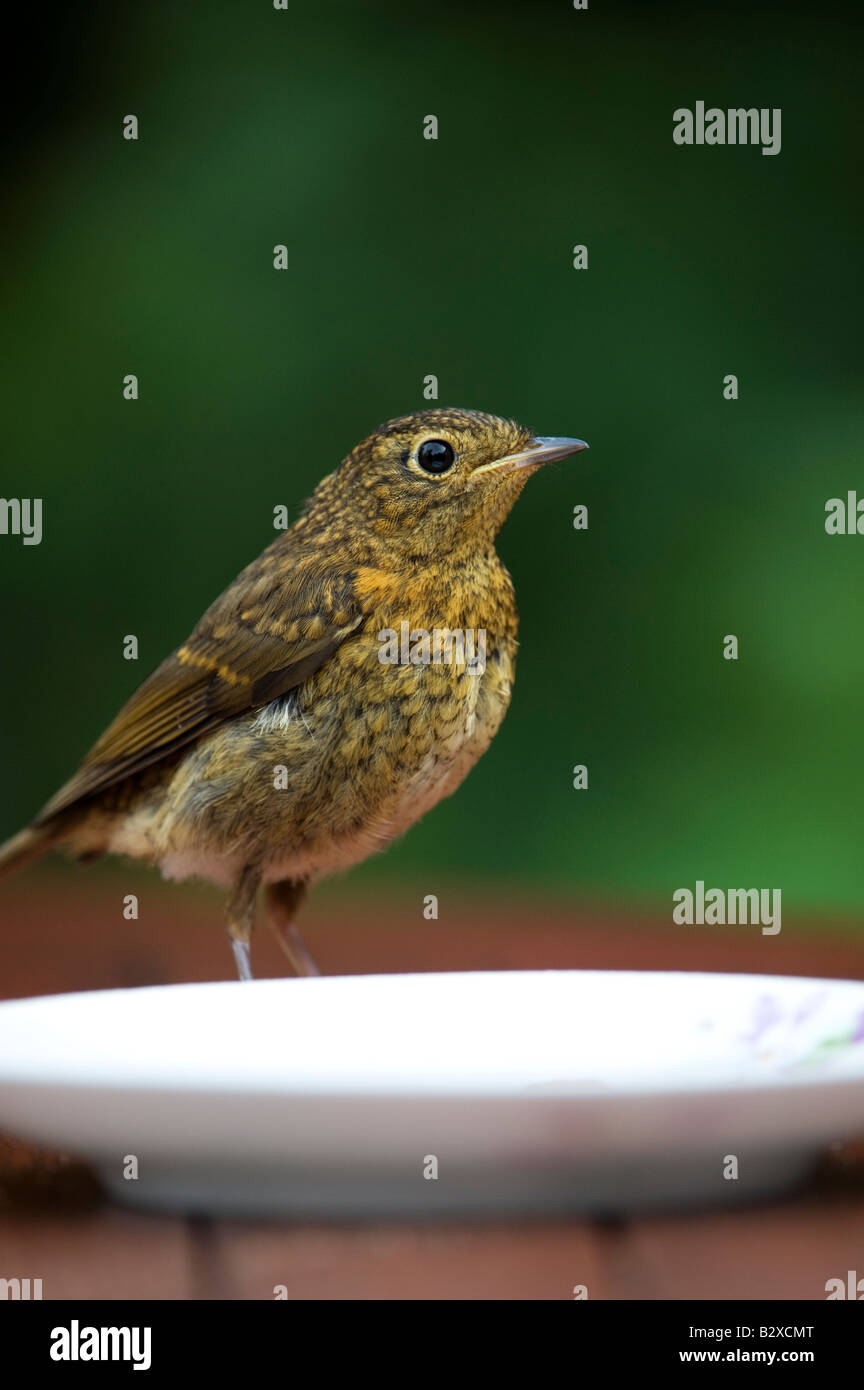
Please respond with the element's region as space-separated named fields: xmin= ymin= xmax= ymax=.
xmin=35 ymin=553 xmax=363 ymax=824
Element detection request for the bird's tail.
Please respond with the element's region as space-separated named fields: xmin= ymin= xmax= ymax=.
xmin=0 ymin=825 xmax=54 ymax=882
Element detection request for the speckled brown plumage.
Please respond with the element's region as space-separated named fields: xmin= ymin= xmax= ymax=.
xmin=0 ymin=408 xmax=587 ymax=976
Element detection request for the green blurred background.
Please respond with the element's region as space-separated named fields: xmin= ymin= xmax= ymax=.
xmin=2 ymin=0 xmax=863 ymax=922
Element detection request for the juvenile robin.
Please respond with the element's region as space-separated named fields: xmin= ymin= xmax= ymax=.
xmin=0 ymin=409 xmax=587 ymax=978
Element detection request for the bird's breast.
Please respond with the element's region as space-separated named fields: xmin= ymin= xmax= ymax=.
xmin=145 ymin=558 xmax=520 ymax=884
xmin=260 ymin=625 xmax=518 ymax=881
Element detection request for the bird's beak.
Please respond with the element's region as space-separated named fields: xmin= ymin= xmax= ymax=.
xmin=473 ymin=435 xmax=589 ymax=476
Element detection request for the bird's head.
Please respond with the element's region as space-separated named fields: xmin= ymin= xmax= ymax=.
xmin=305 ymin=408 xmax=588 ymax=559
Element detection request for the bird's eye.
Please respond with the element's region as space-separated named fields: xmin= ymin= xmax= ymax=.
xmin=416 ymin=439 xmax=455 ymax=474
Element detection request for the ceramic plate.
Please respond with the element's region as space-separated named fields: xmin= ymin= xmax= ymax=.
xmin=0 ymin=970 xmax=862 ymax=1215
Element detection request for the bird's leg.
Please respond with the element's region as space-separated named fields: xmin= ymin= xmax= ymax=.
xmin=266 ymin=879 xmax=319 ymax=976
xmin=226 ymin=864 xmax=261 ymax=981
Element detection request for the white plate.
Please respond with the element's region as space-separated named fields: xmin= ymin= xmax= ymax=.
xmin=0 ymin=970 xmax=862 ymax=1216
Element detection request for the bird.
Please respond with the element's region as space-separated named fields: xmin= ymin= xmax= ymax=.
xmin=0 ymin=408 xmax=588 ymax=979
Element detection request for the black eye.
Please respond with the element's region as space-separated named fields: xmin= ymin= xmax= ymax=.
xmin=416 ymin=439 xmax=455 ymax=474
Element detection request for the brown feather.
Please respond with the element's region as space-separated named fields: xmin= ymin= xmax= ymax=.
xmin=35 ymin=547 xmax=363 ymax=824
